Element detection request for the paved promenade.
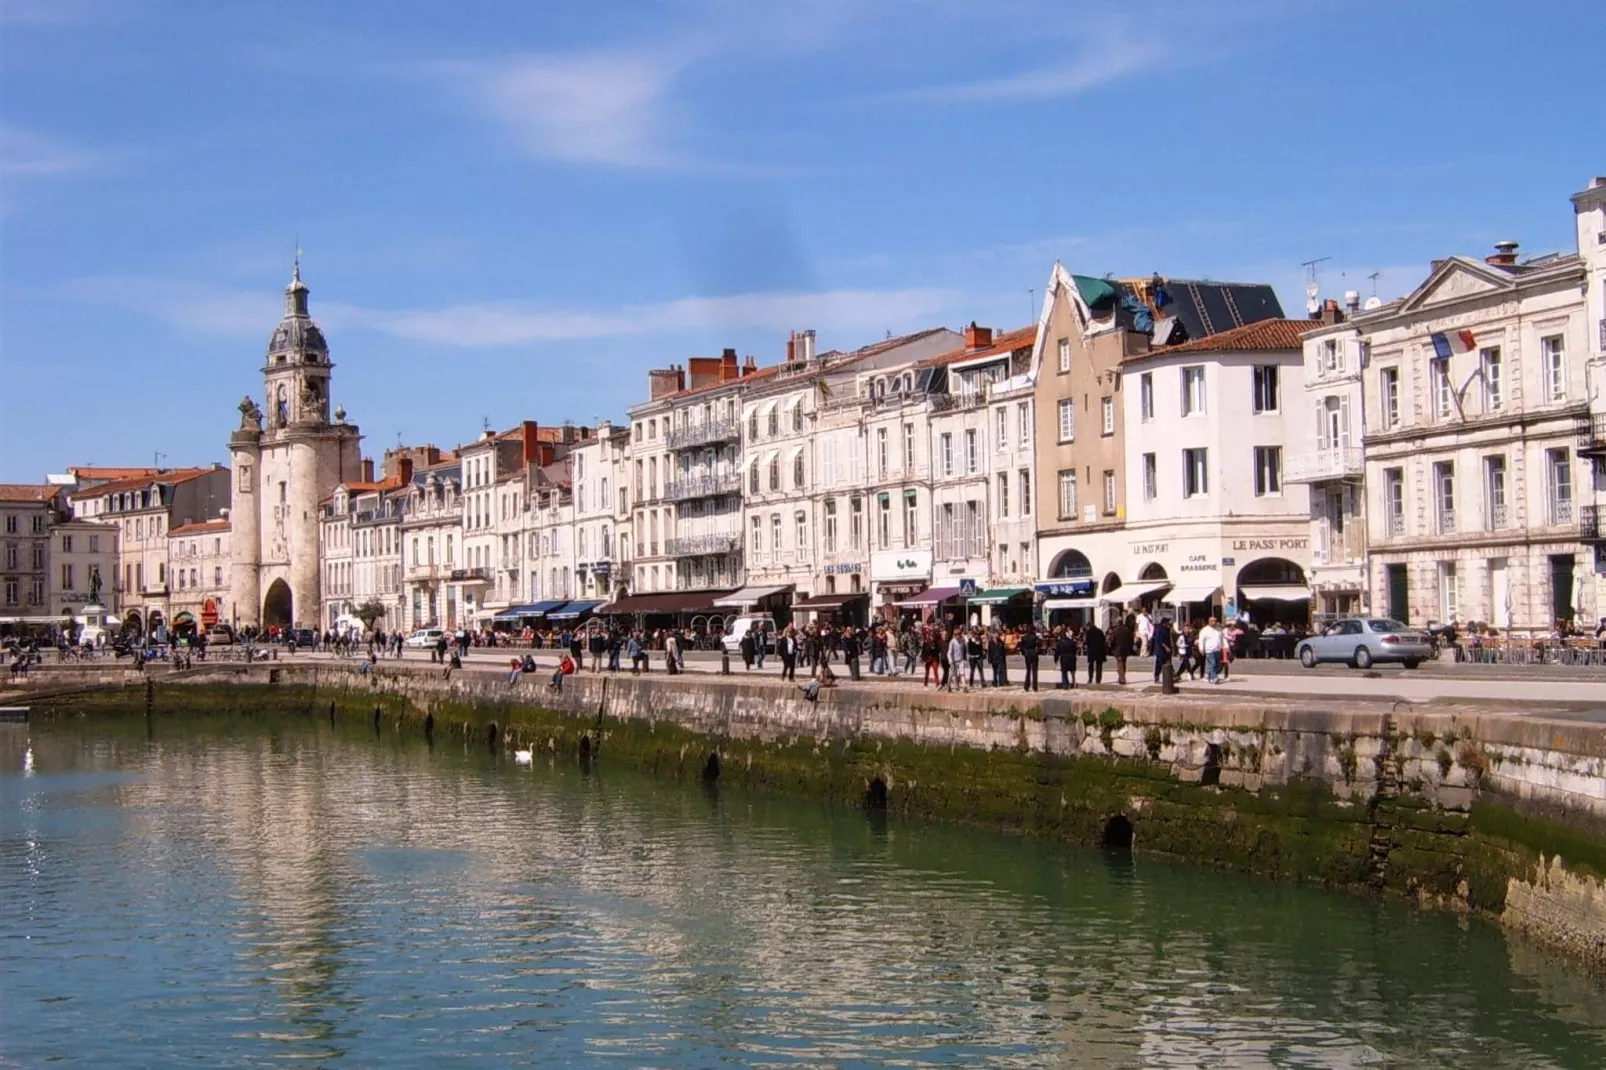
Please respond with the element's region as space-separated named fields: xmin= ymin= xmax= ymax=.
xmin=193 ymin=645 xmax=1606 ymax=711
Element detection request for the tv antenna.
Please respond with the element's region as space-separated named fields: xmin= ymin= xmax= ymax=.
xmin=1367 ymin=270 xmax=1381 ymax=297
xmin=1300 ymin=256 xmax=1331 ymax=315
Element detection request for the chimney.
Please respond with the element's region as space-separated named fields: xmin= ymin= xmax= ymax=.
xmin=721 ymin=347 xmax=738 ymax=382
xmin=648 ymin=366 xmax=682 ymax=399
xmin=964 ymin=322 xmax=993 ymax=350
xmin=1486 ymin=239 xmax=1520 ymax=267
xmin=361 ymin=458 xmax=375 ymax=482
xmin=742 ymin=354 xmax=757 ymax=376
xmin=786 ymin=331 xmax=797 ymax=364
xmin=1319 ymin=298 xmax=1344 ymax=326
xmin=521 ymin=420 xmax=540 ymax=464
xmin=801 ymin=329 xmax=816 ymax=362
xmin=397 ymin=457 xmax=414 ymax=485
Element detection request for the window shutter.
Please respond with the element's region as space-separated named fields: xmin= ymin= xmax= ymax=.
xmin=1314 ymin=399 xmax=1329 ymax=452
xmin=1339 ymin=396 xmax=1352 ymax=449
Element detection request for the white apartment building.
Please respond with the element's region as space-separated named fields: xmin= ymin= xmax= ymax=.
xmin=930 ymin=326 xmax=1037 ymax=623
xmin=570 ymin=422 xmax=631 ymax=601
xmin=1360 ymin=222 xmax=1598 ymax=631
xmin=1573 ymin=177 xmax=1606 ymax=593
xmin=524 ymin=461 xmax=576 ymax=607
xmin=1118 ymin=319 xmax=1313 ymax=625
xmin=458 ymin=424 xmax=531 ymax=624
xmin=399 ymin=462 xmax=464 ymax=630
xmin=166 ymin=519 xmax=231 ymax=635
xmin=318 ymin=490 xmax=355 ymax=631
xmin=47 ymin=516 xmax=119 ymax=620
xmin=1289 ymin=300 xmax=1371 ymax=621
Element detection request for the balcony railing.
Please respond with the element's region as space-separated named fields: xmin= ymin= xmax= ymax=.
xmin=667 ymin=418 xmax=740 ymax=450
xmin=664 ymin=532 xmax=742 ymax=556
xmin=1579 ymin=413 xmax=1606 ymax=456
xmin=1437 ymin=509 xmax=1456 ymax=535
xmin=1486 ymin=503 xmax=1508 ymax=531
xmin=1582 ymin=505 xmax=1602 ymax=541
xmin=406 ymin=563 xmax=439 ymax=582
xmin=1386 ymin=513 xmax=1406 ymax=538
xmin=448 ymin=567 xmax=492 ymax=583
xmin=1548 ymin=499 xmax=1574 ymax=527
xmin=1283 ymin=447 xmax=1364 ymax=484
xmin=665 ymin=472 xmax=742 ymax=501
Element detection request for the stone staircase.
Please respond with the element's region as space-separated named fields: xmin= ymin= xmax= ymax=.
xmin=1367 ymin=710 xmax=1402 ymax=890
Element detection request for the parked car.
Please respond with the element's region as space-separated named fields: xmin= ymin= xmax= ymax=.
xmin=1296 ymin=618 xmax=1434 ymax=670
xmin=288 ymin=628 xmax=318 ymax=648
xmin=205 ymin=625 xmax=234 ymax=646
xmin=405 ymin=627 xmax=445 ymax=649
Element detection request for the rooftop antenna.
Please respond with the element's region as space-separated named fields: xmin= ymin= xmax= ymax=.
xmin=1367 ymin=270 xmax=1381 ymax=297
xmin=1300 ymin=256 xmax=1330 ymax=315
xmin=1028 ymin=287 xmax=1036 ymax=320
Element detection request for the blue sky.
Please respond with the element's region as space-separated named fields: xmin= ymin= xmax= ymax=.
xmin=2 ymin=0 xmax=1601 ymax=480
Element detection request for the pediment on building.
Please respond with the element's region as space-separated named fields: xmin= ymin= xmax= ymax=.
xmin=1398 ymin=257 xmax=1514 ymax=313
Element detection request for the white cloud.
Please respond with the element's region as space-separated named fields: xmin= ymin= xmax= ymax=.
xmin=901 ymin=34 xmax=1167 ymax=103
xmin=435 ymin=51 xmax=692 ymax=167
xmin=63 ymin=275 xmax=968 ymax=347
xmin=0 ymin=122 xmax=96 ymax=177
xmin=332 ymin=287 xmax=964 ymax=346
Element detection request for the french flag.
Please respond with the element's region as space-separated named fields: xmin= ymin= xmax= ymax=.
xmin=1430 ymin=329 xmax=1476 ymax=359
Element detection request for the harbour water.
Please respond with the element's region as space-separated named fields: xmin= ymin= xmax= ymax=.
xmin=2 ymin=716 xmax=1603 ymax=1068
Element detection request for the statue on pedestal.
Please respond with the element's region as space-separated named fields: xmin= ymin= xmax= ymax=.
xmin=238 ymin=395 xmax=264 ymax=431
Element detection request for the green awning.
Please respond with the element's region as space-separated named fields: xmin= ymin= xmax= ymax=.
xmin=968 ymin=587 xmax=1030 ymax=606
xmin=1072 ymin=274 xmax=1119 ymax=312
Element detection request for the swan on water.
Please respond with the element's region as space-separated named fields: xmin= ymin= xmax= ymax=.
xmin=513 ymin=749 xmax=533 ymax=765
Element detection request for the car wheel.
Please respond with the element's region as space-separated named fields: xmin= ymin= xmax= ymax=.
xmin=1299 ymin=646 xmax=1317 ymax=668
xmin=1354 ymin=646 xmax=1373 ymax=670
xmin=1402 ymin=659 xmax=1421 ymax=670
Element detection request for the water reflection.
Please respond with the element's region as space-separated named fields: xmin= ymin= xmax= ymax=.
xmin=1 ymin=719 xmax=1602 ymax=1068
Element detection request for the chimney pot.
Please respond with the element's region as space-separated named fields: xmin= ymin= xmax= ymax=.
xmin=1486 ymin=239 xmax=1520 ymax=267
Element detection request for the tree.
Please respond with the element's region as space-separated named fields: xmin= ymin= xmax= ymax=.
xmin=353 ymin=599 xmax=387 ymax=632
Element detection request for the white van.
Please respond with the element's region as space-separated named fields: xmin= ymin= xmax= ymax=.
xmin=721 ymin=615 xmax=776 ymax=656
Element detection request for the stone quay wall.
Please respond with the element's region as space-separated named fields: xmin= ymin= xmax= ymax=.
xmin=28 ymin=660 xmax=1606 ymax=974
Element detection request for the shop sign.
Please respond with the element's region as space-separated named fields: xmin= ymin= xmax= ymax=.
xmin=1132 ymin=542 xmax=1168 ymax=556
xmin=871 ymin=549 xmax=932 ymax=581
xmin=1035 ymin=579 xmax=1094 ymax=597
xmin=1179 ymin=553 xmax=1218 ymax=574
xmin=824 ymin=562 xmax=863 ymax=575
xmin=1228 ymin=537 xmax=1309 ymax=552
xmin=879 ymin=582 xmax=926 ymax=596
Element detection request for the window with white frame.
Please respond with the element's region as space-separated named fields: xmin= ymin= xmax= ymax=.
xmin=1434 ymin=461 xmax=1456 ymax=533
xmin=997 ymin=473 xmax=1009 ymax=518
xmin=1018 ymin=469 xmax=1031 ymax=515
xmin=1322 ymin=339 xmax=1339 ymax=374
xmin=1016 ymin=401 xmax=1030 ymax=446
xmin=1142 ymin=453 xmax=1157 ymax=501
xmin=1182 ymin=448 xmax=1208 ymax=497
xmin=902 ymin=423 xmax=915 ymax=471
xmin=1057 ymin=398 xmax=1075 ymax=441
xmin=940 ymin=433 xmax=954 ymax=477
xmin=877 ymin=494 xmax=891 ymax=548
xmin=1432 ymin=357 xmax=1452 ymax=419
xmin=995 ymin=408 xmax=1007 ymax=452
xmin=1542 ymin=335 xmax=1565 ymax=401
xmin=1102 ymin=470 xmax=1116 ymax=514
xmin=771 ymin=513 xmax=782 ymax=556
xmin=1100 ymin=397 xmax=1114 ymax=435
xmin=1057 ymin=337 xmax=1070 ymax=373
xmin=823 ymin=498 xmax=837 ymax=552
xmin=850 ymin=495 xmax=863 ymax=549
xmin=1384 ymin=467 xmax=1405 ymax=535
xmin=795 ymin=510 xmax=807 ymax=549
xmin=1484 ymin=455 xmax=1507 ymax=530
xmin=877 ymin=428 xmax=888 ymax=476
xmin=750 ymin=515 xmax=762 ymax=554
xmin=1480 ymin=347 xmax=1502 ymax=411
xmin=903 ymin=490 xmax=918 ymax=546
xmin=1440 ymin=562 xmax=1458 ymax=621
xmin=1381 ymin=367 xmax=1400 ymax=428
xmin=1139 ymin=372 xmax=1154 ymax=422
xmin=1181 ymin=366 xmax=1206 ymax=416
xmin=964 ymin=429 xmax=977 ymax=474
xmin=1547 ymin=448 xmax=1573 ymax=525
xmin=1058 ymin=470 xmax=1077 ymax=519
xmin=1253 ymin=446 xmax=1282 ymax=496
xmin=1252 ymin=365 xmax=1280 ymax=413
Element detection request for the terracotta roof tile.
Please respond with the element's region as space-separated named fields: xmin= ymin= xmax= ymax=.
xmin=0 ymin=483 xmax=62 ymax=503
xmin=919 ymin=325 xmax=1036 ymax=368
xmin=68 ymin=467 xmax=218 ymax=498
xmin=1146 ymin=318 xmax=1308 ymax=356
xmin=67 ymin=466 xmax=166 ymax=481
xmin=168 ymin=519 xmax=231 ymax=536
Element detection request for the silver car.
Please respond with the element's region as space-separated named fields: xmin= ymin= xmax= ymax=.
xmin=1296 ymin=618 xmax=1434 ymax=670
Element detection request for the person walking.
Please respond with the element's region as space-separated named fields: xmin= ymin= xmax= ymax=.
xmin=754 ymin=626 xmax=768 ymax=670
xmin=1136 ymin=610 xmax=1154 ymax=658
xmin=1151 ymin=617 xmax=1175 ymax=683
xmin=664 ymin=631 xmax=682 ymax=675
xmin=1200 ymin=616 xmax=1225 ymax=684
xmin=1019 ymin=626 xmax=1040 ymax=692
xmin=921 ymin=629 xmax=943 ymax=688
xmin=842 ymin=627 xmax=862 ymax=681
xmin=778 ymin=627 xmax=798 ymax=681
xmin=900 ymin=627 xmax=920 ymax=677
xmin=739 ymin=630 xmax=756 ymax=671
xmin=987 ymin=630 xmax=1008 ymax=688
xmin=946 ymin=629 xmax=968 ymax=692
xmin=1054 ymin=627 xmax=1078 ymax=689
xmin=966 ymin=629 xmax=985 ymax=687
xmin=1083 ymin=620 xmax=1106 ymax=685
xmin=588 ymin=628 xmax=607 ymax=673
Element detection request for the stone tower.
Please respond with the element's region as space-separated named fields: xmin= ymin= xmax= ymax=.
xmin=228 ymin=262 xmax=362 ymax=631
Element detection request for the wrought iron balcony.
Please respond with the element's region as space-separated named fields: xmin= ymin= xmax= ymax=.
xmin=1579 ymin=413 xmax=1606 ymax=457
xmin=1437 ymin=509 xmax=1456 ymax=535
xmin=1582 ymin=505 xmax=1602 ymax=541
xmin=1283 ymin=448 xmax=1364 ymax=484
xmin=665 ymin=472 xmax=742 ymax=501
xmin=1486 ymin=503 xmax=1508 ymax=531
xmin=667 ymin=418 xmax=741 ymax=451
xmin=1386 ymin=513 xmax=1406 ymax=538
xmin=664 ymin=532 xmax=742 ymax=556
xmin=1547 ymin=499 xmax=1574 ymax=527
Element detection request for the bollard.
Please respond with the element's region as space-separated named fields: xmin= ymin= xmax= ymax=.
xmin=1160 ymin=659 xmax=1177 ymax=695
xmin=721 ymin=650 xmax=731 ymax=675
